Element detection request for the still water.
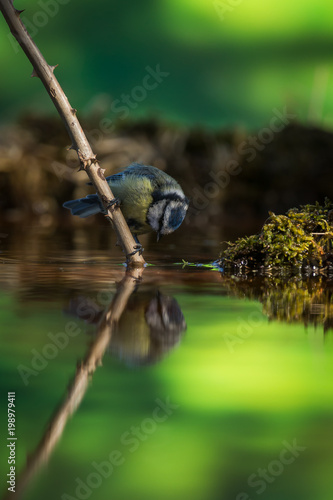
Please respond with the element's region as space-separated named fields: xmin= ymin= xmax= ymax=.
xmin=1 ymin=227 xmax=333 ymax=500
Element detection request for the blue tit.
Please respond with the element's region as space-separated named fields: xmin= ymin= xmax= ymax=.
xmin=63 ymin=163 xmax=189 ymax=243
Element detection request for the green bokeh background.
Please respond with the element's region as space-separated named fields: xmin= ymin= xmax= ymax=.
xmin=0 ymin=0 xmax=333 ymax=129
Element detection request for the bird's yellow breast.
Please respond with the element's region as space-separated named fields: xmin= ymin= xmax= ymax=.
xmin=110 ymin=176 xmax=153 ymax=234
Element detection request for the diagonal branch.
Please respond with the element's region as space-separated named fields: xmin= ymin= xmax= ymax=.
xmin=0 ymin=0 xmax=145 ymax=267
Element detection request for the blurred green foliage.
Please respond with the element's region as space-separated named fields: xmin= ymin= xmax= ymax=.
xmin=0 ymin=0 xmax=333 ymax=128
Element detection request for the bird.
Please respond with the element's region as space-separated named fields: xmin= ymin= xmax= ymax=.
xmin=63 ymin=163 xmax=189 ymax=252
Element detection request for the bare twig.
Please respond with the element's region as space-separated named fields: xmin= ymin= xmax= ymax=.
xmin=0 ymin=0 xmax=145 ymax=267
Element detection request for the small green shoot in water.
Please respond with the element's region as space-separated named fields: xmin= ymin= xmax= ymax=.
xmin=176 ymin=260 xmax=222 ymax=271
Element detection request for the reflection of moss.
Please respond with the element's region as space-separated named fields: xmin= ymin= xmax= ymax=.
xmin=222 ymin=275 xmax=333 ymax=332
xmin=220 ymin=200 xmax=333 ymax=272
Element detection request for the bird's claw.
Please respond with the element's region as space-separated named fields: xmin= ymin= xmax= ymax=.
xmin=102 ymin=196 xmax=120 ymax=214
xmin=106 ymin=197 xmax=121 ymax=210
xmin=127 ymin=244 xmax=144 ymax=258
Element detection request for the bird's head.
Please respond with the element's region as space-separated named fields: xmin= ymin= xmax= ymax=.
xmin=147 ymin=191 xmax=189 ymax=241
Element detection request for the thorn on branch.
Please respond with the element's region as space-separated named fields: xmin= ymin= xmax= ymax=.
xmin=49 ymin=64 xmax=59 ymax=73
xmin=70 ymin=108 xmax=77 ymax=116
xmin=14 ymin=9 xmax=25 ymax=16
xmin=77 ymin=151 xmax=98 ymax=171
xmin=87 ymin=154 xmax=98 ymax=167
xmin=31 ymin=68 xmax=38 ymax=78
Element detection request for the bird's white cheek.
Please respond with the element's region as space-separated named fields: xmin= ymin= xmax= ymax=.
xmin=147 ymin=201 xmax=167 ymax=232
xmin=148 ymin=217 xmax=160 ymax=232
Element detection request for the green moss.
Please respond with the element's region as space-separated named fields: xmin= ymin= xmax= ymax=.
xmin=220 ymin=199 xmax=333 ymax=272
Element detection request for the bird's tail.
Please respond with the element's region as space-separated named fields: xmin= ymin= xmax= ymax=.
xmin=63 ymin=194 xmax=102 ymax=218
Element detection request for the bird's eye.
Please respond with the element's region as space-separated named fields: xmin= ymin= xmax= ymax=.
xmin=168 ymin=207 xmax=185 ymax=230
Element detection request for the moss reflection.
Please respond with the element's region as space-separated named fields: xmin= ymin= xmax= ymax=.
xmin=222 ymin=274 xmax=333 ymax=332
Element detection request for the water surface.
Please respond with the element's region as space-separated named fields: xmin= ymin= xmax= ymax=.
xmin=1 ymin=229 xmax=333 ymax=500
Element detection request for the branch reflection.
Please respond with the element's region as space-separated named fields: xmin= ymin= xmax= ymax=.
xmin=7 ymin=267 xmax=143 ymax=499
xmin=9 ymin=267 xmax=187 ymax=499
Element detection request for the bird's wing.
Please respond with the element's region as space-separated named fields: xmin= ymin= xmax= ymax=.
xmin=86 ymin=163 xmax=156 ymax=186
xmin=106 ymin=163 xmax=158 ymax=183
xmin=88 ymin=163 xmax=176 ymax=194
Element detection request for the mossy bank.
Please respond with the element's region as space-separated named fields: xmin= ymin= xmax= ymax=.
xmin=219 ymin=200 xmax=333 ymax=274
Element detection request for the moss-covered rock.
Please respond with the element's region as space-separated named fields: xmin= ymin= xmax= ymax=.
xmin=219 ymin=200 xmax=333 ymax=273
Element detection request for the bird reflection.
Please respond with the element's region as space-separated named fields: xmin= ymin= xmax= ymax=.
xmin=67 ymin=288 xmax=186 ymax=366
xmin=111 ymin=291 xmax=186 ymax=365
